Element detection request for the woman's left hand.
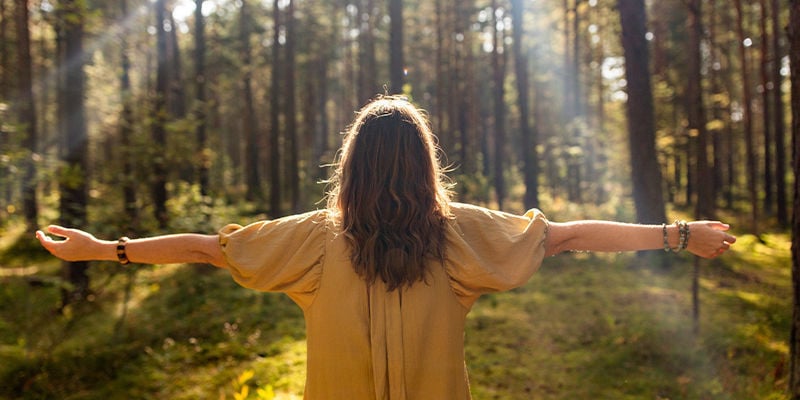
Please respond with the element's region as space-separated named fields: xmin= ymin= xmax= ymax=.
xmin=685 ymin=221 xmax=737 ymax=259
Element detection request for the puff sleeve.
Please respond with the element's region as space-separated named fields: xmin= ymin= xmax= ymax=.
xmin=445 ymin=203 xmax=549 ymax=308
xmin=218 ymin=210 xmax=327 ymax=307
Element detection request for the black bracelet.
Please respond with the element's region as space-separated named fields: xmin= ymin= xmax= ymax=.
xmin=117 ymin=236 xmax=130 ymax=265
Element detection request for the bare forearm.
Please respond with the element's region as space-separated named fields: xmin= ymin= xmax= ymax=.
xmin=37 ymin=226 xmax=228 ymax=267
xmin=545 ymin=220 xmax=736 ymax=259
xmin=546 ymin=221 xmax=673 ymax=255
xmin=99 ymin=234 xmax=225 ymax=266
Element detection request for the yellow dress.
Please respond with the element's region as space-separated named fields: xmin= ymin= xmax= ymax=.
xmin=218 ymin=202 xmax=549 ymax=400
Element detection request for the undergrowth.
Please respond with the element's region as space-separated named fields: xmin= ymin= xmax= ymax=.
xmin=0 ymin=194 xmax=791 ymax=399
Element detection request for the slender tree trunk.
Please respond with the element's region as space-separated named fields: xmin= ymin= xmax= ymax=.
xmin=58 ymin=0 xmax=90 ymax=304
xmin=285 ymin=0 xmax=299 ymax=211
xmin=0 ymin=0 xmax=7 ymax=213
xmin=708 ymin=0 xmax=727 ymax=209
xmin=1 ymin=0 xmax=8 ymax=100
xmin=617 ymin=0 xmax=667 ymax=226
xmin=733 ymin=0 xmax=759 ymax=235
xmin=269 ymin=0 xmax=282 ymax=216
xmin=167 ymin=10 xmax=185 ymax=119
xmin=152 ymin=0 xmax=169 ymax=228
xmin=358 ymin=0 xmax=377 ymax=104
xmin=241 ymin=0 xmax=262 ymax=202
xmin=687 ymin=0 xmax=714 ymax=218
xmin=759 ymin=0 xmax=774 ymax=216
xmin=511 ymin=0 xmax=538 ymax=209
xmin=120 ymin=0 xmax=137 ymax=230
xmin=15 ymin=0 xmax=37 ymax=230
xmin=773 ymin=0 xmax=788 ymax=226
xmin=389 ymin=0 xmax=404 ymax=94
xmin=687 ymin=0 xmax=712 ymax=333
xmin=788 ymin=1 xmax=800 ymax=394
xmin=491 ymin=0 xmax=506 ymax=209
xmin=194 ymin=0 xmax=209 ymax=200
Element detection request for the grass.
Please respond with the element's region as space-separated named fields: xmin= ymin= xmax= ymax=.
xmin=0 ymin=215 xmax=791 ymax=399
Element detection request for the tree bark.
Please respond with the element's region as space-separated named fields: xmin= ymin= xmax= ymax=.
xmin=773 ymin=0 xmax=788 ymax=226
xmin=58 ymin=0 xmax=90 ymax=304
xmin=152 ymin=0 xmax=169 ymax=228
xmin=733 ymin=0 xmax=759 ymax=235
xmin=285 ymin=0 xmax=299 ymax=211
xmin=788 ymin=0 xmax=800 ymax=395
xmin=194 ymin=0 xmax=209 ymax=200
xmin=617 ymin=0 xmax=667 ymax=225
xmin=491 ymin=0 xmax=506 ymax=209
xmin=358 ymin=0 xmax=377 ymax=104
xmin=0 ymin=0 xmax=8 ymax=101
xmin=389 ymin=0 xmax=404 ymax=94
xmin=511 ymin=0 xmax=539 ymax=209
xmin=687 ymin=0 xmax=714 ymax=218
xmin=15 ymin=0 xmax=38 ymax=230
xmin=240 ymin=0 xmax=262 ymax=202
xmin=759 ymin=0 xmax=774 ymax=215
xmin=269 ymin=0 xmax=282 ymax=216
xmin=120 ymin=0 xmax=137 ymax=230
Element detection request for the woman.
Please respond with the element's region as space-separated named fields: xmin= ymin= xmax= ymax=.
xmin=37 ymin=96 xmax=736 ymax=399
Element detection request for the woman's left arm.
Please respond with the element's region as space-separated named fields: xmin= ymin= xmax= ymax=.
xmin=544 ymin=220 xmax=736 ymax=259
xmin=36 ymin=225 xmax=229 ymax=268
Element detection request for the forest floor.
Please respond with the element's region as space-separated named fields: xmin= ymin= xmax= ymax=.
xmin=0 ymin=213 xmax=791 ymax=400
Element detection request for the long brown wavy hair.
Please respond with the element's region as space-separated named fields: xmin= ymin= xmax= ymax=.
xmin=326 ymin=96 xmax=453 ymax=291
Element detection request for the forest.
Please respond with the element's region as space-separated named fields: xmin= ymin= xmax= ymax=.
xmin=0 ymin=0 xmax=798 ymax=398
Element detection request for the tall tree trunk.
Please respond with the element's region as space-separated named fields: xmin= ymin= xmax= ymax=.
xmin=733 ymin=0 xmax=759 ymax=235
xmin=491 ymin=0 xmax=506 ymax=209
xmin=269 ymin=0 xmax=282 ymax=216
xmin=687 ymin=0 xmax=712 ymax=333
xmin=0 ymin=0 xmax=8 ymax=212
xmin=241 ymin=0 xmax=262 ymax=202
xmin=358 ymin=0 xmax=377 ymax=104
xmin=152 ymin=0 xmax=169 ymax=228
xmin=194 ymin=0 xmax=209 ymax=200
xmin=15 ymin=0 xmax=37 ymax=230
xmin=389 ymin=0 xmax=403 ymax=94
xmin=708 ymin=0 xmax=727 ymax=209
xmin=59 ymin=0 xmax=90 ymax=304
xmin=167 ymin=10 xmax=186 ymax=119
xmin=788 ymin=1 xmax=800 ymax=394
xmin=1 ymin=0 xmax=8 ymax=101
xmin=617 ymin=0 xmax=667 ymax=225
xmin=285 ymin=0 xmax=299 ymax=211
xmin=759 ymin=0 xmax=774 ymax=216
xmin=511 ymin=0 xmax=539 ymax=209
xmin=773 ymin=0 xmax=788 ymax=226
xmin=687 ymin=0 xmax=714 ymax=218
xmin=120 ymin=0 xmax=137 ymax=230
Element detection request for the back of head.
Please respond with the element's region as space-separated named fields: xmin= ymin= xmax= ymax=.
xmin=327 ymin=96 xmax=452 ymax=290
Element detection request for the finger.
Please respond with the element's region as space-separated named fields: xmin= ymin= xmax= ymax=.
xmin=725 ymin=234 xmax=737 ymax=244
xmin=707 ymin=221 xmax=730 ymax=231
xmin=45 ymin=225 xmax=72 ymax=238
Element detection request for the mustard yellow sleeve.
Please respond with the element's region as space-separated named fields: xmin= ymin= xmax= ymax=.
xmin=445 ymin=203 xmax=549 ymax=308
xmin=218 ymin=210 xmax=327 ymax=298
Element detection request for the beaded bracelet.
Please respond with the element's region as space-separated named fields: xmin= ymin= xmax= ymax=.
xmin=662 ymin=220 xmax=690 ymax=252
xmin=117 ymin=236 xmax=131 ymax=265
xmin=676 ymin=220 xmax=690 ymax=251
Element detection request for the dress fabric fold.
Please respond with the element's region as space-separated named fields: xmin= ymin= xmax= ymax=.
xmin=217 ymin=203 xmax=549 ymax=399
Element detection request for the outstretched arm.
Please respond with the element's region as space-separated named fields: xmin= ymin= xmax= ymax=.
xmin=544 ymin=220 xmax=736 ymax=259
xmin=36 ymin=225 xmax=229 ymax=268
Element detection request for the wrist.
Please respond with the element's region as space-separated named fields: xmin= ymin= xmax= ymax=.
xmin=95 ymin=239 xmax=119 ymax=262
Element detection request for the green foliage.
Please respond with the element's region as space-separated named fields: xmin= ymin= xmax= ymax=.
xmin=0 ymin=217 xmax=790 ymax=399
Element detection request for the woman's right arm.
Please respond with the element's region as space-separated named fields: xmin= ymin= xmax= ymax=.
xmin=36 ymin=225 xmax=229 ymax=268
